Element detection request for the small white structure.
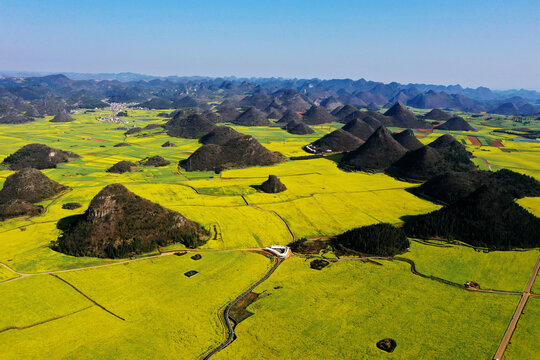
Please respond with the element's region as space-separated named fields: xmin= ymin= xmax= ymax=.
xmin=264 ymin=245 xmax=290 ymax=258
xmin=305 ymin=144 xmax=316 ymax=153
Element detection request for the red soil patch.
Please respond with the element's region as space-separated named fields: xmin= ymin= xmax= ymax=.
xmin=468 ymin=136 xmax=482 ymax=146
xmin=83 ymin=137 xmax=109 ymax=142
xmin=491 ymin=139 xmax=504 ymax=147
xmin=85 ymin=153 xmax=97 ymax=156
xmin=308 ymin=236 xmax=336 ymax=241
xmin=416 ymin=128 xmax=433 ymax=133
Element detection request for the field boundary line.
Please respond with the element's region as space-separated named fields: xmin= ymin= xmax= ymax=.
xmin=0 ymin=262 xmax=19 ymax=274
xmin=220 ymin=172 xmax=323 ymax=180
xmin=49 ymin=274 xmax=125 ymax=321
xmin=0 ymin=306 xmax=92 ymax=334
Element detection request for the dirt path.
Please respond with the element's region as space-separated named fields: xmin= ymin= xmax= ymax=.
xmin=0 ymin=248 xmax=264 ymax=284
xmin=492 ymin=253 xmax=540 ymax=360
xmin=220 ymin=172 xmax=323 ymax=180
xmin=203 ymin=256 xmax=283 ymax=359
xmin=293 ymin=253 xmax=525 ymax=296
xmin=479 ymin=157 xmax=494 ymax=170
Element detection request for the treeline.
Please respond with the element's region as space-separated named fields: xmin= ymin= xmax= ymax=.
xmin=335 ymin=223 xmax=409 ymax=257
xmin=404 ymin=187 xmax=540 ymax=250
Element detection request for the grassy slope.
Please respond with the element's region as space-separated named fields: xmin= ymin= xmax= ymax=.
xmin=0 ymin=251 xmax=271 ymax=359
xmin=216 ymin=257 xmax=518 ymax=360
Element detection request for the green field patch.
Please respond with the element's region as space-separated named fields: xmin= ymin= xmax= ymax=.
xmin=196 ymin=185 xmax=257 ymax=196
xmin=403 ymin=240 xmax=539 ymax=292
xmin=229 ymin=291 xmax=260 ymax=324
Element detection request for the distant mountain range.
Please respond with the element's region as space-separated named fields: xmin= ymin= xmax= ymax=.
xmin=0 ymin=72 xmax=538 ymax=119
xmin=1 ymin=70 xmax=539 ymax=102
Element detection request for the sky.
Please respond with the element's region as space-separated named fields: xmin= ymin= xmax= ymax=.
xmin=0 ymin=0 xmax=539 ymax=90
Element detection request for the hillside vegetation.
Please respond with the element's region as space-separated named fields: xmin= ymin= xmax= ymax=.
xmin=54 ymin=184 xmax=208 ymax=258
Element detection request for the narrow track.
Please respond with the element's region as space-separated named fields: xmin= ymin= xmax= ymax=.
xmin=293 ymin=253 xmax=525 ymax=295
xmin=492 ymin=253 xmax=540 ymax=360
xmin=50 ymin=274 xmax=125 ymax=321
xmin=0 ymin=306 xmax=92 ymax=334
xmin=203 ymin=256 xmax=283 ymax=359
xmin=0 ymin=248 xmax=263 ymax=284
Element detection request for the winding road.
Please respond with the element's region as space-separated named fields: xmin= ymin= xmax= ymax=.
xmin=203 ymin=257 xmax=283 ymax=359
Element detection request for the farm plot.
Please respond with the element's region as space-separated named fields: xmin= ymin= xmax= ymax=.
xmin=0 ymin=222 xmax=118 ymax=273
xmin=0 ymin=275 xmax=90 ymax=332
xmin=0 ymin=265 xmax=17 ymax=282
xmin=402 ymin=240 xmax=539 ymax=292
xmin=0 ymin=251 xmax=271 ymax=359
xmin=215 ymin=257 xmax=518 ymax=360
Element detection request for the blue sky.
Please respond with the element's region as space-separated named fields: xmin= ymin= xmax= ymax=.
xmin=0 ymin=0 xmax=539 ymax=89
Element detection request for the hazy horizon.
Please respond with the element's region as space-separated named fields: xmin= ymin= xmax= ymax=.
xmin=1 ymin=0 xmax=539 ymax=90
xmin=2 ymin=69 xmax=540 ymax=92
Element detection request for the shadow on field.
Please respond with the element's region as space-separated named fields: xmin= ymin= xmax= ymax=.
xmin=56 ymin=214 xmax=84 ymax=232
xmin=323 ymin=153 xmax=343 ymax=164
xmin=398 ymin=214 xmax=421 ymax=223
xmin=249 ymin=184 xmax=262 ymax=192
